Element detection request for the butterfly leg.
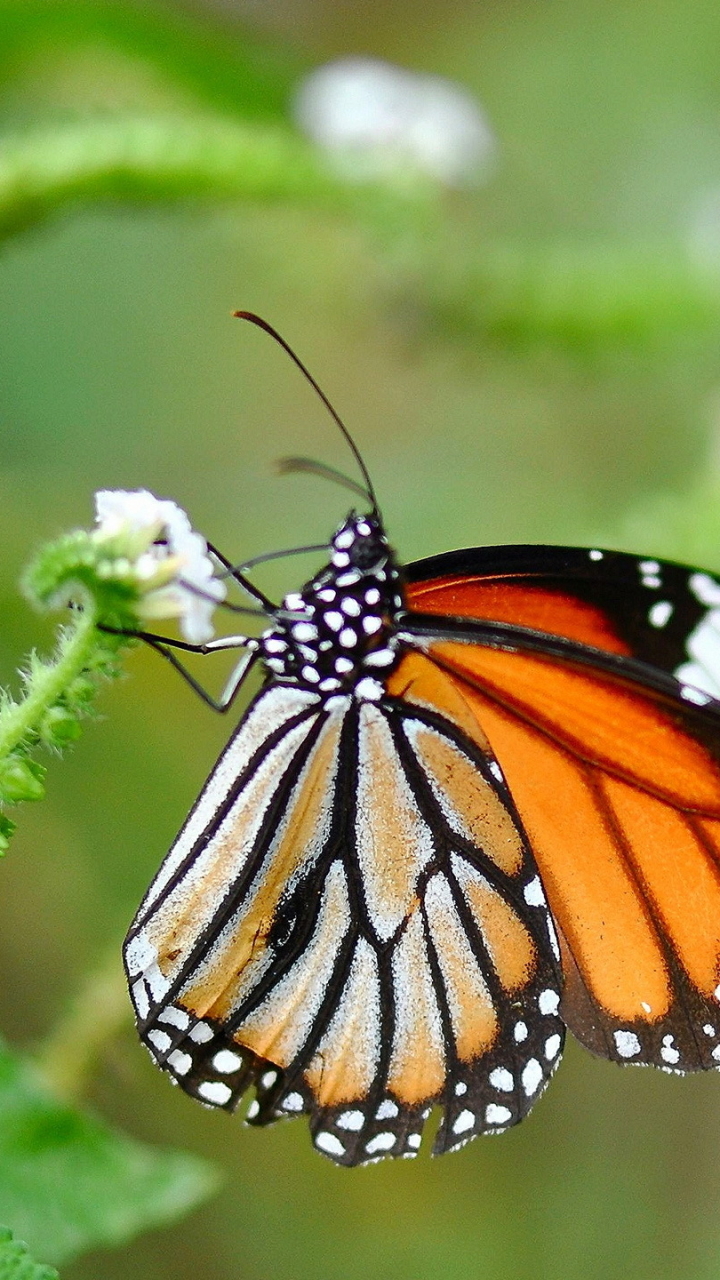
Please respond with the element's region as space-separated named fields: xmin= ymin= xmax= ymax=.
xmin=98 ymin=623 xmax=259 ymax=712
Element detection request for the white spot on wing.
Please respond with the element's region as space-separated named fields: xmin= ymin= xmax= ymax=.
xmin=189 ymin=1022 xmax=214 ymax=1044
xmin=337 ymin=1109 xmax=365 ymax=1131
xmin=661 ymin=1035 xmax=680 ymax=1065
xmin=213 ymin=1049 xmax=243 ymax=1074
xmin=485 ymin=1103 xmax=512 ymax=1124
xmin=167 ymin=1049 xmax=192 ymax=1075
xmin=316 ymin=1131 xmax=346 ymax=1157
xmin=649 ymin=601 xmax=673 ymax=628
xmin=355 ymin=676 xmax=384 ymax=701
xmin=489 ymin=1067 xmax=514 ymax=1092
xmin=614 ymin=1029 xmax=641 ymax=1058
xmin=365 ymin=1132 xmax=396 ymax=1154
xmin=145 ymin=963 xmax=169 ymax=1000
xmin=689 ymin=572 xmax=720 ymax=607
xmin=544 ymin=1033 xmax=562 ymax=1060
xmin=523 ymin=876 xmax=545 ymax=907
xmin=538 ymin=989 xmax=559 ymax=1015
xmin=158 ymin=1006 xmax=190 ymax=1030
xmin=521 ymin=1059 xmax=543 ymax=1095
xmin=198 ymin=1080 xmax=232 ymax=1105
xmin=148 ymin=1028 xmax=172 ymax=1055
xmin=680 ymin=684 xmax=712 ymax=706
xmin=452 ymin=1109 xmax=476 ymax=1135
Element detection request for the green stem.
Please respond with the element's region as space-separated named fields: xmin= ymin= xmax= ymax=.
xmin=0 ymin=115 xmax=430 ymax=242
xmin=0 ymin=603 xmax=98 ymax=760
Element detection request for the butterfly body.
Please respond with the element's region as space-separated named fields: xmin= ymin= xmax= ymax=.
xmin=258 ymin=512 xmax=403 ymax=700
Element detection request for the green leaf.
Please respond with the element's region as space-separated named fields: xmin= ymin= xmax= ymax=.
xmin=0 ymin=758 xmax=45 ymax=805
xmin=0 ymin=1041 xmax=219 ymax=1265
xmin=0 ymin=816 xmax=16 ymax=854
xmin=0 ymin=1227 xmax=57 ymax=1280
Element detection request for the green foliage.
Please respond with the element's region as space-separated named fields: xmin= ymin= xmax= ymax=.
xmin=416 ymin=240 xmax=720 ymax=352
xmin=0 ymin=599 xmax=130 ymax=837
xmin=0 ymin=0 xmax=299 ymax=123
xmin=0 ymin=1040 xmax=217 ymax=1266
xmin=0 ymin=115 xmax=430 ymax=241
xmin=0 ymin=0 xmax=716 ymax=352
xmin=0 ymin=1227 xmax=58 ymax=1280
xmin=24 ymin=528 xmax=148 ymax=632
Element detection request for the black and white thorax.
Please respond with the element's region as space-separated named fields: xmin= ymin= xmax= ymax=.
xmin=259 ymin=513 xmax=405 ymax=701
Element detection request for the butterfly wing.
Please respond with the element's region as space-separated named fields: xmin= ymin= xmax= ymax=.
xmin=400 ymin=545 xmax=720 ymax=1071
xmin=124 ymin=674 xmax=565 ymax=1165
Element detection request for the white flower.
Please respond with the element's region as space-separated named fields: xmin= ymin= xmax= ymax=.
xmin=93 ymin=489 xmax=226 ymax=643
xmin=294 ymin=57 xmax=494 ymax=188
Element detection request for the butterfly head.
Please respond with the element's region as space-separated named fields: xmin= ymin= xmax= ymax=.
xmin=260 ymin=512 xmax=403 ymax=698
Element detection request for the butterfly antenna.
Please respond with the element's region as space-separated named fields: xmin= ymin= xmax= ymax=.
xmin=276 ymin=455 xmax=371 ymax=502
xmin=234 ymin=310 xmax=380 ymax=516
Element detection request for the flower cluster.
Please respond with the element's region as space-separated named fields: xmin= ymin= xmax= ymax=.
xmin=0 ymin=490 xmax=227 ymax=848
xmin=92 ymin=490 xmax=226 ymax=644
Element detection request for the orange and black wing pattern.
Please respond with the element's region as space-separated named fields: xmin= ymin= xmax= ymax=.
xmin=401 ymin=544 xmax=720 ymax=1071
xmin=124 ymin=676 xmax=565 ymax=1166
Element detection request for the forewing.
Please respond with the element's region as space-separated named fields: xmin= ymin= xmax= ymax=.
xmin=405 ymin=542 xmax=720 ymax=692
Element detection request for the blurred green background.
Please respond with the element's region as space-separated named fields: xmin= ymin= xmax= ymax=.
xmin=5 ymin=1 xmax=720 ymax=1277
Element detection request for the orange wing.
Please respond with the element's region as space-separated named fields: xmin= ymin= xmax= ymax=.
xmin=398 ymin=574 xmax=720 ymax=1071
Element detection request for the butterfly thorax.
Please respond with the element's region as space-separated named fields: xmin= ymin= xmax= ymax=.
xmin=260 ymin=513 xmax=403 ymax=700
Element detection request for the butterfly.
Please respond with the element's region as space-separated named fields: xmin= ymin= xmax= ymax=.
xmin=124 ymin=314 xmax=720 ymax=1166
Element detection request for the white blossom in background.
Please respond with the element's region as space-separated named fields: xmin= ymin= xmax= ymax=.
xmin=93 ymin=489 xmax=226 ymax=643
xmin=294 ymin=57 xmax=495 ymax=188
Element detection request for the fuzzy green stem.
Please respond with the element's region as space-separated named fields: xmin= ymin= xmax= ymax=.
xmin=0 ymin=603 xmax=98 ymax=761
xmin=0 ymin=114 xmax=432 ymax=242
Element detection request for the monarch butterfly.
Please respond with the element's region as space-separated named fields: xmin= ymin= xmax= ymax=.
xmin=124 ymin=314 xmax=720 ymax=1167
